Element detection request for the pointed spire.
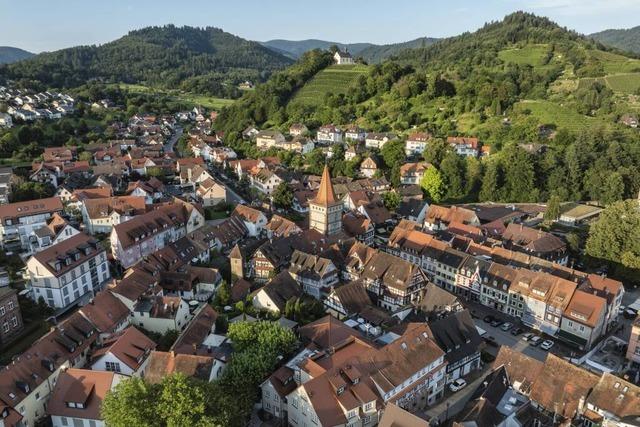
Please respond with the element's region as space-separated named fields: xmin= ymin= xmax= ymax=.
xmin=313 ymin=164 xmax=337 ymax=206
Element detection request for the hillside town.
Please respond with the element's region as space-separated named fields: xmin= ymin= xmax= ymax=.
xmin=0 ymin=95 xmax=637 ymax=427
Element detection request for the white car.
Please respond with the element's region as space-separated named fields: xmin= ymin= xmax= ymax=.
xmin=541 ymin=340 xmax=555 ymax=351
xmin=500 ymin=322 xmax=513 ymax=331
xmin=449 ymin=378 xmax=467 ymax=392
xmin=529 ymin=336 xmax=542 ymax=346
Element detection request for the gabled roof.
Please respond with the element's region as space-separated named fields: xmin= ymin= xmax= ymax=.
xmin=231 ymin=204 xmax=266 ymax=224
xmin=529 ymin=353 xmax=599 ymax=420
xmin=79 ymin=290 xmax=130 ymax=334
xmin=425 ymin=310 xmax=482 ymax=365
xmin=492 ymin=346 xmax=543 ymax=395
xmin=257 ymin=271 xmax=303 ymax=312
xmin=145 ymin=351 xmax=214 ymax=384
xmin=502 ymin=223 xmax=565 ymax=254
xmin=0 ymin=197 xmax=63 ymax=222
xmin=172 ymin=305 xmax=218 ymax=355
xmin=587 ymin=373 xmax=640 ymax=420
xmin=31 ymin=233 xmax=104 ymax=277
xmin=332 ymin=281 xmax=372 ymax=314
xmin=379 ymin=402 xmax=429 ymax=427
xmin=47 ymin=369 xmax=119 ymax=421
xmin=0 ymin=313 xmax=97 ymax=406
xmin=91 ymin=326 xmax=156 ymax=371
xmin=299 ymin=315 xmax=364 ymax=350
xmin=265 ymin=214 xmax=302 ymax=238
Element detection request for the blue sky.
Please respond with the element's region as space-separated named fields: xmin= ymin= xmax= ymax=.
xmin=1 ymin=0 xmax=639 ymax=53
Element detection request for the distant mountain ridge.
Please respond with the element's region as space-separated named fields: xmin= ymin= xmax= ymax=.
xmin=590 ymin=26 xmax=640 ymax=54
xmin=358 ymin=37 xmax=440 ymax=62
xmin=261 ymin=39 xmax=374 ymax=60
xmin=262 ymin=37 xmax=440 ymax=63
xmin=0 ymin=46 xmax=35 ymax=64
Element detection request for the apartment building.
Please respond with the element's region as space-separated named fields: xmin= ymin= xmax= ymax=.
xmin=26 ymin=233 xmax=111 ymax=312
xmin=0 ymin=197 xmax=63 ymax=251
xmin=110 ymin=202 xmax=204 ymax=268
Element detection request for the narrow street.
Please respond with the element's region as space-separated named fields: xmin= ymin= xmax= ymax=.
xmin=422 ymin=370 xmax=489 ymax=425
xmin=164 ymin=124 xmax=183 ymax=153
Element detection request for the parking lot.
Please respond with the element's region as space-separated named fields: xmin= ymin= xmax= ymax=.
xmin=467 ymin=303 xmax=576 ymax=362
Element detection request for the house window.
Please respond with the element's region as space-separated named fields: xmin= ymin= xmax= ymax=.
xmin=7 ymin=301 xmax=13 ymax=310
xmin=0 ymin=306 xmax=4 ymax=316
xmin=105 ymin=361 xmax=121 ymax=372
xmin=61 ymin=417 xmax=68 ymax=426
xmin=2 ymin=322 xmax=8 ymax=333
xmin=11 ymin=316 xmax=17 ymax=327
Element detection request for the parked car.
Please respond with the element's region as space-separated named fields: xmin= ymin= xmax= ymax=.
xmin=541 ymin=340 xmax=555 ymax=351
xmin=624 ymin=308 xmax=638 ymax=319
xmin=619 ymin=306 xmax=627 ymax=315
xmin=522 ymin=332 xmax=534 ymax=341
xmin=490 ymin=319 xmax=504 ymax=327
xmin=449 ymin=378 xmax=467 ymax=392
xmin=484 ymin=335 xmax=498 ymax=347
xmin=500 ymin=322 xmax=513 ymax=331
xmin=529 ymin=336 xmax=542 ymax=347
xmin=483 ymin=315 xmax=495 ymax=323
xmin=511 ymin=327 xmax=524 ymax=336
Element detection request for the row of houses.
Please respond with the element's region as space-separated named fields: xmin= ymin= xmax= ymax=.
xmin=387 ymin=218 xmax=622 ymax=350
xmin=244 ymin=124 xmax=490 ymax=159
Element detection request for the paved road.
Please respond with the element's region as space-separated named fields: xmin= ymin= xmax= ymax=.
xmin=208 ymin=167 xmax=246 ymax=204
xmin=164 ymin=125 xmax=183 ymax=153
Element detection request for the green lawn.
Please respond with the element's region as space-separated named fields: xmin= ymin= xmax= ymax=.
xmin=114 ymin=83 xmax=236 ymax=110
xmin=498 ymin=44 xmax=552 ymax=67
xmin=290 ymin=64 xmax=369 ymax=106
xmin=514 ymin=100 xmax=607 ymax=132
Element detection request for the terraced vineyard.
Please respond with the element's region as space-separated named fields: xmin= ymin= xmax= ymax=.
xmin=577 ymin=73 xmax=640 ymax=94
xmin=290 ymin=64 xmax=369 ymax=106
xmin=514 ymin=100 xmax=608 ymax=132
xmin=586 ymin=50 xmax=640 ymax=74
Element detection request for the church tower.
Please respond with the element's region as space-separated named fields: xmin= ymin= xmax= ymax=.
xmin=309 ymin=165 xmax=342 ymax=235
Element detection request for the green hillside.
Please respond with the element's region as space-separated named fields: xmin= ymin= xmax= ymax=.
xmin=290 ymin=64 xmax=369 ymax=106
xmin=0 ymin=25 xmax=292 ymax=97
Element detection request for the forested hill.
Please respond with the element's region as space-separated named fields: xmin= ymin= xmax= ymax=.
xmin=217 ymin=12 xmax=640 ymax=207
xmin=591 ymin=26 xmax=640 ymax=54
xmin=396 ymin=12 xmax=609 ymax=69
xmin=357 ymin=37 xmax=440 ymax=63
xmin=0 ymin=25 xmax=293 ymax=97
xmin=0 ymin=47 xmax=35 ymax=64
